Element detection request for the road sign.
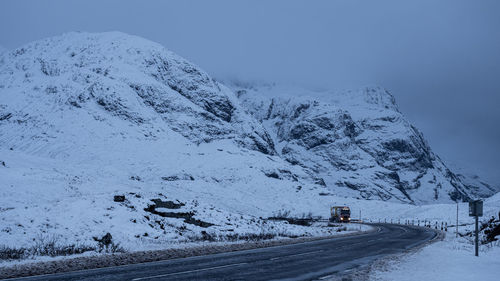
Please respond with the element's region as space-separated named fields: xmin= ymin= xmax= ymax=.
xmin=468 ymin=200 xmax=483 ymax=256
xmin=469 ymin=200 xmax=483 ymax=217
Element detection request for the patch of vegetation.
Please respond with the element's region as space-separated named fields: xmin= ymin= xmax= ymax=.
xmin=0 ymin=235 xmax=97 ymax=261
xmin=189 ymin=231 xmax=301 ymax=242
xmin=161 ymin=174 xmax=194 ymax=181
xmin=268 ymin=210 xmax=318 ymax=226
xmin=458 ymin=216 xmax=500 ymax=245
xmin=482 ymin=216 xmax=500 ymax=244
xmin=270 ymin=209 xmax=290 ymax=219
xmin=92 ymin=233 xmax=125 ymax=253
xmin=326 ymin=223 xmax=347 ymax=231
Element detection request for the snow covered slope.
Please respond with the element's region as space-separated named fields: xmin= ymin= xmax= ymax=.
xmin=0 ymin=32 xmax=497 ymax=250
xmin=0 ymin=32 xmax=331 ymax=249
xmin=0 ymin=32 xmax=274 ymax=159
xmin=233 ymin=83 xmax=497 ymax=204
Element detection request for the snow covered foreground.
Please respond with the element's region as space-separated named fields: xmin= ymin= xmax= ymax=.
xmin=369 ymin=234 xmax=500 ymax=281
xmin=0 ymin=32 xmax=498 ymax=263
xmin=1 ymin=141 xmax=498 ymax=260
xmin=368 ymin=194 xmax=500 ymax=281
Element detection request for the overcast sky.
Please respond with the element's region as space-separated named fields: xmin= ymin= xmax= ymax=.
xmin=1 ymin=0 xmax=499 ymax=183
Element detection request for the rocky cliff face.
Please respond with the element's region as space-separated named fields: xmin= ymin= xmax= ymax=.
xmin=234 ymin=84 xmax=493 ymax=203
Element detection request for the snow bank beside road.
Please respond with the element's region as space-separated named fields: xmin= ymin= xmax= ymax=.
xmin=369 ymin=235 xmax=500 ymax=281
xmin=0 ymin=224 xmax=372 ymax=279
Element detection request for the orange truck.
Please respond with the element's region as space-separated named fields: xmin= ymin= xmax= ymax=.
xmin=330 ymin=206 xmax=351 ymax=223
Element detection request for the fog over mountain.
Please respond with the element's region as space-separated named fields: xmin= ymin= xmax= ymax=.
xmin=0 ymin=0 xmax=499 ymax=185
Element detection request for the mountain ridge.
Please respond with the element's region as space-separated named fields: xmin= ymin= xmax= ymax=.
xmin=231 ymin=83 xmax=497 ymax=203
xmin=1 ymin=32 xmax=496 ymax=204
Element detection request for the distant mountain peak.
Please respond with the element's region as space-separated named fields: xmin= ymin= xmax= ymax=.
xmin=234 ymin=83 xmax=496 ymax=203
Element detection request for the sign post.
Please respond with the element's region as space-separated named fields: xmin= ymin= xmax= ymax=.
xmin=468 ymin=200 xmax=483 ymax=257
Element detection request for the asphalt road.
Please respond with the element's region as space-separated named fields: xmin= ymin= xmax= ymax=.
xmin=11 ymin=224 xmax=437 ymax=281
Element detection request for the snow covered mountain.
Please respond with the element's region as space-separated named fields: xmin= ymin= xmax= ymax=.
xmin=456 ymin=173 xmax=499 ymax=199
xmin=0 ymin=32 xmax=327 ymax=248
xmin=0 ymin=32 xmax=497 ymax=249
xmin=232 ymin=83 xmax=498 ymax=203
xmin=0 ymin=32 xmax=274 ymax=158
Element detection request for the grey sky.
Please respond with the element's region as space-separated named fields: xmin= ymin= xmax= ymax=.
xmin=1 ymin=0 xmax=499 ymax=183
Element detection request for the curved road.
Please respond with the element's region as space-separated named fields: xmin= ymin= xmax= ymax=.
xmin=11 ymin=224 xmax=437 ymax=281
